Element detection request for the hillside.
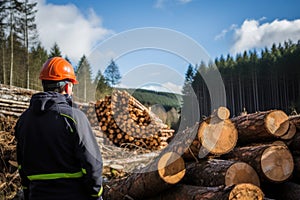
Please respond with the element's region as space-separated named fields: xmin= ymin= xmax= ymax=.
xmin=119 ymin=88 xmax=183 ymax=111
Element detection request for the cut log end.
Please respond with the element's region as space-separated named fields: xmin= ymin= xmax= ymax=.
xmin=280 ymin=122 xmax=296 ymax=140
xmin=225 ymin=162 xmax=260 ymax=187
xmin=157 ymin=152 xmax=185 ymax=184
xmin=229 ymin=183 xmax=264 ymax=200
xmin=198 ymin=119 xmax=238 ymax=155
xmin=261 ymin=145 xmax=294 ymax=182
xmin=215 ymin=106 xmax=231 ymax=120
xmin=265 ymin=110 xmax=289 ymax=137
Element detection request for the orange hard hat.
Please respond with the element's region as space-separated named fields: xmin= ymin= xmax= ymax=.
xmin=39 ymin=57 xmax=78 ymax=84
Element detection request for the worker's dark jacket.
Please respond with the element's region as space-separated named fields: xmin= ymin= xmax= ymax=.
xmin=14 ymin=92 xmax=103 ymax=200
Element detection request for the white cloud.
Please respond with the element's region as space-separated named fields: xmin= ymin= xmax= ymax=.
xmin=215 ymin=24 xmax=237 ymax=41
xmin=215 ymin=29 xmax=228 ymax=41
xmin=230 ymin=18 xmax=300 ymax=54
xmin=154 ymin=0 xmax=192 ymax=8
xmin=35 ymin=0 xmax=113 ymax=64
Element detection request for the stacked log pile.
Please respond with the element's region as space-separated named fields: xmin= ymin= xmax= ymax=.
xmin=103 ymin=108 xmax=300 ymax=200
xmin=2 ymin=85 xmax=300 ymax=199
xmin=94 ymin=90 xmax=174 ymax=150
xmin=0 ymin=85 xmax=34 ymax=117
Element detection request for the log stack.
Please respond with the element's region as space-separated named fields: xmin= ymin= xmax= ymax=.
xmin=0 ymin=85 xmax=34 ymax=117
xmin=94 ymin=90 xmax=174 ymax=150
xmin=2 ymin=85 xmax=300 ymax=199
xmin=103 ymin=108 xmax=300 ymax=200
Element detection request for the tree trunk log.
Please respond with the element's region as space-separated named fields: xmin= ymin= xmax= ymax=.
xmin=182 ymin=159 xmax=260 ymax=187
xmin=147 ymin=183 xmax=264 ymax=200
xmin=146 ymin=184 xmax=232 ymax=200
xmin=222 ymin=143 xmax=294 ymax=183
xmin=231 ymin=110 xmax=289 ymax=145
xmin=103 ymin=152 xmax=185 ymax=200
xmin=163 ymin=123 xmax=202 ymax=161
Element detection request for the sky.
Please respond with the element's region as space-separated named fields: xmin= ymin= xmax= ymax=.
xmin=34 ymin=0 xmax=300 ymax=94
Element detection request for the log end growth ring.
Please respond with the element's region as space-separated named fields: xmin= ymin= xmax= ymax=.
xmin=229 ymin=183 xmax=264 ymax=200
xmin=265 ymin=110 xmax=289 ymax=137
xmin=225 ymin=162 xmax=260 ymax=187
xmin=261 ymin=145 xmax=294 ymax=182
xmin=157 ymin=152 xmax=186 ymax=184
xmin=198 ymin=119 xmax=238 ymax=155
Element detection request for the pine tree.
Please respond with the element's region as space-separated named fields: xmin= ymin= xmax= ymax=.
xmin=75 ymin=55 xmax=94 ymax=102
xmin=15 ymin=0 xmax=38 ymax=88
xmin=0 ymin=1 xmax=7 ymax=84
xmin=48 ymin=42 xmax=62 ymax=58
xmin=94 ymin=69 xmax=111 ymax=100
xmin=7 ymin=0 xmax=23 ymax=86
xmin=29 ymin=42 xmax=48 ymax=90
xmin=103 ymin=59 xmax=121 ymax=87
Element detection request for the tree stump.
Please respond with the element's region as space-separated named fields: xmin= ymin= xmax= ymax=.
xmin=182 ymin=159 xmax=260 ymax=187
xmin=222 ymin=143 xmax=294 ymax=183
xmin=231 ymin=110 xmax=289 ymax=145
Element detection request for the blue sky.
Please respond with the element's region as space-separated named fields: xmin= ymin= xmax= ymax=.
xmin=35 ymin=0 xmax=300 ymax=94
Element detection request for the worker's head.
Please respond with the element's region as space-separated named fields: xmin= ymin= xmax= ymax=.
xmin=39 ymin=57 xmax=78 ymax=95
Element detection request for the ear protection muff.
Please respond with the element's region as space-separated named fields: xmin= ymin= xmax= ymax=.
xmin=65 ymin=83 xmax=70 ymax=94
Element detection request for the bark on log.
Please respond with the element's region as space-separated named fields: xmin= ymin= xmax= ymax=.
xmin=182 ymin=159 xmax=260 ymax=187
xmin=147 ymin=183 xmax=264 ymax=200
xmin=280 ymin=121 xmax=296 ymax=140
xmin=292 ymin=156 xmax=300 ymax=183
xmin=231 ymin=110 xmax=290 ymax=145
xmin=146 ymin=184 xmax=232 ymax=200
xmin=261 ymin=182 xmax=300 ymax=200
xmin=198 ymin=118 xmax=238 ymax=155
xmin=222 ymin=143 xmax=294 ymax=183
xmin=103 ymin=152 xmax=185 ymax=200
xmin=289 ymin=131 xmax=300 ymax=154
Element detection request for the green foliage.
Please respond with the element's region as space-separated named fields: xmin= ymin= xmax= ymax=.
xmin=103 ymin=59 xmax=121 ymax=87
xmin=48 ymin=42 xmax=62 ymax=58
xmin=94 ymin=69 xmax=112 ymax=100
xmin=74 ymin=55 xmax=95 ymax=102
xmin=121 ymin=88 xmax=182 ymax=111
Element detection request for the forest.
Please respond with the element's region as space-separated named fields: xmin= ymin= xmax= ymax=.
xmin=1 ymin=1 xmax=300 ymax=126
xmin=181 ymin=40 xmax=300 ymax=128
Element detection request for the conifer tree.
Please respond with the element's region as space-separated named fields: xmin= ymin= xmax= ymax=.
xmin=103 ymin=59 xmax=121 ymax=87
xmin=48 ymin=42 xmax=62 ymax=58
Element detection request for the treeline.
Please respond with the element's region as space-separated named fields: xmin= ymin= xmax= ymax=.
xmin=0 ymin=0 xmax=122 ymax=103
xmin=182 ymin=40 xmax=300 ymax=128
